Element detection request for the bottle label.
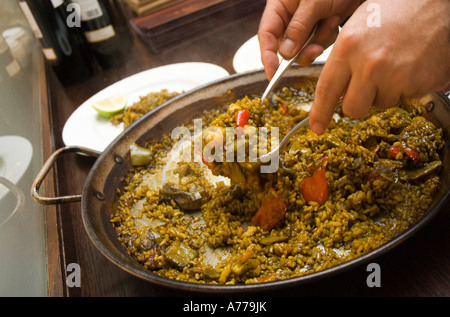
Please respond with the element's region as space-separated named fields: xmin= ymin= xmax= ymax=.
xmin=71 ymin=0 xmax=103 ymax=21
xmin=42 ymin=47 xmax=57 ymax=61
xmin=18 ymin=1 xmax=43 ymax=39
xmin=5 ymin=60 xmax=21 ymax=77
xmin=84 ymin=25 xmax=115 ymax=43
xmin=50 ymin=0 xmax=64 ymax=8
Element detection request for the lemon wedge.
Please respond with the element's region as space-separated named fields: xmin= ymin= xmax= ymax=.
xmin=92 ymin=94 xmax=127 ymax=117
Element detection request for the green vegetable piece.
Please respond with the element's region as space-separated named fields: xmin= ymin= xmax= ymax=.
xmin=259 ymin=235 xmax=288 ymax=245
xmin=288 ymin=141 xmax=302 ymax=155
xmin=407 ymin=160 xmax=442 ymax=180
xmin=165 ymin=240 xmax=198 ymax=266
xmin=326 ymin=134 xmax=345 ymax=148
xmin=130 ymin=143 xmax=152 ymax=166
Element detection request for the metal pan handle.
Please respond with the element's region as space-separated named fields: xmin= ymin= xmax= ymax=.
xmin=0 ymin=176 xmax=25 ymax=228
xmin=31 ymin=146 xmax=101 ymax=205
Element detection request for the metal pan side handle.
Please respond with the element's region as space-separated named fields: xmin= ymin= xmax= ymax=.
xmin=0 ymin=176 xmax=25 ymax=228
xmin=31 ymin=146 xmax=101 ymax=205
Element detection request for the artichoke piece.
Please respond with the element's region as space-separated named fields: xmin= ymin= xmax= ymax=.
xmin=371 ymin=160 xmax=404 ymax=183
xmin=229 ymin=184 xmax=244 ymax=200
xmin=159 ymin=183 xmax=205 ymax=211
xmin=229 ymin=162 xmax=247 ymax=188
xmin=216 ymin=162 xmax=249 ymax=191
xmin=288 ymin=141 xmax=302 ymax=155
xmin=130 ymin=143 xmax=153 ymax=166
xmin=326 ymin=134 xmax=346 ymax=148
xmin=201 ymin=268 xmax=221 ymax=280
xmin=165 ymin=240 xmax=198 ymax=267
xmin=136 ymin=230 xmax=159 ymax=252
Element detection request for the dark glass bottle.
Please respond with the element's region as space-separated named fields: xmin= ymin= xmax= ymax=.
xmin=18 ymin=0 xmax=93 ymax=86
xmin=105 ymin=0 xmax=132 ymax=39
xmin=70 ymin=0 xmax=126 ymax=69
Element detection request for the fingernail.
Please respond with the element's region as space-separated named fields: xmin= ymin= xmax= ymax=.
xmin=310 ymin=122 xmax=325 ymax=135
xmin=280 ymin=38 xmax=296 ymax=57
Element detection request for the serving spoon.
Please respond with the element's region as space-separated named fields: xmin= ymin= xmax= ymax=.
xmin=253 ymin=24 xmax=318 ymax=170
xmin=251 ymin=115 xmax=310 ymax=171
xmin=260 ymin=23 xmax=318 ymax=104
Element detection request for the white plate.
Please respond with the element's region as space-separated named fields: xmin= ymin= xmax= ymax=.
xmin=62 ymin=62 xmax=230 ymax=152
xmin=0 ymin=135 xmax=33 ymax=201
xmin=232 ymin=35 xmax=334 ymax=73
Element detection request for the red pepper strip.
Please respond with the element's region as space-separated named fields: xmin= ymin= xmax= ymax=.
xmin=301 ymin=167 xmax=329 ymax=205
xmin=235 ymin=109 xmax=249 ymax=127
xmin=281 ymin=104 xmax=288 ymax=114
xmin=202 ymin=155 xmax=209 ymax=166
xmin=254 ymin=273 xmax=280 ymax=283
xmin=404 ymin=147 xmax=420 ymax=164
xmin=388 ymin=146 xmax=400 ymax=157
xmin=252 ymin=188 xmax=287 ymax=231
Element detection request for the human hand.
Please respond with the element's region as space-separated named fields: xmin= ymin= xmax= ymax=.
xmin=258 ymin=0 xmax=362 ymax=79
xmin=258 ymin=0 xmax=450 ymax=135
xmin=309 ymin=0 xmax=450 ymax=134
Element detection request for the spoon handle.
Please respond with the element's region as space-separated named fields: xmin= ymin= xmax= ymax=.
xmin=258 ymin=116 xmax=310 ymax=165
xmin=261 ymin=24 xmax=318 ymax=103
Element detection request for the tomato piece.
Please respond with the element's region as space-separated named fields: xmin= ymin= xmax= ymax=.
xmin=281 ymin=104 xmax=288 ymax=114
xmin=252 ymin=188 xmax=287 ymax=230
xmin=254 ymin=273 xmax=279 ymax=283
xmin=300 ymin=167 xmax=329 ymax=204
xmin=235 ymin=109 xmax=249 ymax=127
xmin=404 ymin=147 xmax=420 ymax=164
xmin=202 ymin=155 xmax=209 ymax=166
xmin=388 ymin=146 xmax=400 ymax=157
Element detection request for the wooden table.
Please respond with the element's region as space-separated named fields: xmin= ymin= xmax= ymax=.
xmin=39 ymin=3 xmax=450 ymax=298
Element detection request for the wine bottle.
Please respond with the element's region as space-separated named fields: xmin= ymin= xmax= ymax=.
xmin=70 ymin=0 xmax=126 ymax=69
xmin=18 ymin=0 xmax=93 ymax=86
xmin=105 ymin=0 xmax=132 ymax=46
xmin=50 ymin=0 xmax=96 ymax=65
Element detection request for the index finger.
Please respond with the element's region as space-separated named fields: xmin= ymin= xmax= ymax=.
xmin=309 ymin=54 xmax=351 ymax=134
xmin=258 ymin=1 xmax=292 ymax=79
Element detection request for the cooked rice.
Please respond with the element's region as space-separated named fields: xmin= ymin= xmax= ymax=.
xmin=111 ymin=89 xmax=180 ymax=128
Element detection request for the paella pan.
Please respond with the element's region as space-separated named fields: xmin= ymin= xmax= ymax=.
xmin=32 ymin=65 xmax=450 ymax=292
